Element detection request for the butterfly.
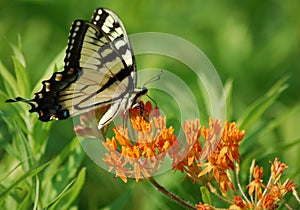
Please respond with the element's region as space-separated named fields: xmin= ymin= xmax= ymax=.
xmin=6 ymin=8 xmax=147 ymax=129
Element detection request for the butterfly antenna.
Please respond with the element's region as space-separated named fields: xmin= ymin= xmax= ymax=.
xmin=6 ymin=97 xmax=30 ymax=103
xmin=143 ymin=70 xmax=163 ymax=87
xmin=6 ymin=97 xmax=36 ymax=110
xmin=146 ymin=94 xmax=158 ymax=108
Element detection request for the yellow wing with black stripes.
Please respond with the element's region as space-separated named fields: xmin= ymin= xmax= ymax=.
xmin=6 ymin=8 xmax=147 ymax=129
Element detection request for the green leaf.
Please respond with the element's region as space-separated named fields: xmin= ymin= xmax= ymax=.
xmin=43 ymin=137 xmax=82 ymax=184
xmin=238 ymin=76 xmax=288 ymax=130
xmin=30 ymin=121 xmax=52 ymax=160
xmin=42 ymin=137 xmax=84 ymax=205
xmin=12 ymin=56 xmax=30 ymax=97
xmin=0 ymin=60 xmax=16 ymax=97
xmin=32 ymin=176 xmax=40 ymax=210
xmin=32 ymin=48 xmax=65 ymax=93
xmin=5 ymin=120 xmax=35 ymax=170
xmin=224 ymin=78 xmax=234 ymax=120
xmin=200 ymin=186 xmax=212 ymax=205
xmin=17 ymin=187 xmax=32 ymax=210
xmin=43 ymin=168 xmax=86 ymax=210
xmin=10 ymin=43 xmax=26 ymax=68
xmin=0 ymin=159 xmax=29 ymax=183
xmin=0 ymin=162 xmax=51 ymax=204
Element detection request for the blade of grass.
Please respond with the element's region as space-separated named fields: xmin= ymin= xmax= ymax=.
xmin=42 ymin=137 xmax=84 ymax=205
xmin=43 ymin=137 xmax=81 ymax=182
xmin=224 ymin=78 xmax=234 ymax=120
xmin=0 ymin=60 xmax=17 ymax=97
xmin=0 ymin=158 xmax=31 ymax=183
xmin=0 ymin=162 xmax=51 ymax=204
xmin=242 ymin=104 xmax=300 ymax=143
xmin=43 ymin=168 xmax=86 ymax=210
xmin=12 ymin=56 xmax=30 ymax=97
xmin=32 ymin=48 xmax=65 ymax=93
xmin=33 ymin=176 xmax=40 ymax=210
xmin=18 ymin=186 xmax=33 ymax=210
xmin=10 ymin=43 xmax=26 ymax=68
xmin=238 ymin=76 xmax=288 ymax=130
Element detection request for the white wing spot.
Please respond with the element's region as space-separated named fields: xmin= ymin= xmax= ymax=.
xmin=101 ymin=25 xmax=110 ymax=33
xmin=97 ymin=9 xmax=102 ymax=15
xmin=114 ymin=39 xmax=126 ymax=50
xmin=106 ymin=15 xmax=114 ymax=24
xmin=115 ymin=27 xmax=123 ymax=35
xmin=94 ymin=15 xmax=100 ymax=21
xmin=123 ymin=50 xmax=133 ymax=66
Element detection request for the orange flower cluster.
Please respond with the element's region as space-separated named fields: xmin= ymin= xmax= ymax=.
xmin=175 ymin=118 xmax=245 ymax=195
xmin=196 ymin=158 xmax=298 ymax=210
xmin=102 ymin=101 xmax=178 ymax=182
xmin=74 ymin=101 xmax=299 ymax=209
xmin=227 ymin=158 xmax=298 ymax=210
xmin=75 ymin=102 xmax=246 ymax=188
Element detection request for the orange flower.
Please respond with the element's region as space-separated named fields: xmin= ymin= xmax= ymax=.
xmin=201 ymin=118 xmax=222 ymax=159
xmin=229 ymin=196 xmax=251 ymax=210
xmin=73 ymin=100 xmax=300 ymax=209
xmin=172 ymin=119 xmax=202 ymax=178
xmin=219 ymin=121 xmax=245 ymax=164
xmin=196 ymin=203 xmax=215 ymax=210
xmin=197 ymin=120 xmax=245 ymax=194
xmin=218 ymin=172 xmax=234 ymax=195
xmin=282 ymin=179 xmax=296 ymax=193
xmin=271 ymin=158 xmax=288 ymax=181
xmin=261 ymin=186 xmax=280 ymax=209
xmin=247 ymin=165 xmax=264 ymax=199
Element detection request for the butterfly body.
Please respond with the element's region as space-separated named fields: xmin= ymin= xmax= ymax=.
xmin=6 ymin=8 xmax=147 ymax=129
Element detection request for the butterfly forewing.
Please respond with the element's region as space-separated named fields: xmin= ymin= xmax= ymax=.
xmin=62 ymin=10 xmax=135 ymax=115
xmin=91 ymin=8 xmax=136 ymax=84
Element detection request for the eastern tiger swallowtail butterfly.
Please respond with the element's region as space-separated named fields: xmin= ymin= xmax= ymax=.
xmin=6 ymin=8 xmax=147 ymax=129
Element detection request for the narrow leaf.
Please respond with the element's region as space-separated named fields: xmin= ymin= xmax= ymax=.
xmin=0 ymin=60 xmax=16 ymax=97
xmin=43 ymin=137 xmax=80 ymax=182
xmin=43 ymin=168 xmax=86 ymax=210
xmin=200 ymin=186 xmax=212 ymax=205
xmin=12 ymin=56 xmax=30 ymax=97
xmin=0 ymin=162 xmax=51 ymax=203
xmin=32 ymin=48 xmax=65 ymax=93
xmin=238 ymin=76 xmax=288 ymax=130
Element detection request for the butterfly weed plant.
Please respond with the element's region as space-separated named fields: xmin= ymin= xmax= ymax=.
xmin=1 ymin=43 xmax=300 ymax=210
xmin=1 ymin=47 xmax=299 ymax=209
xmin=74 ymin=99 xmax=300 ymax=209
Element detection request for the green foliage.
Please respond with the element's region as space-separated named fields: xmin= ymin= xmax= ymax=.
xmin=0 ymin=49 xmax=85 ymax=210
xmin=238 ymin=76 xmax=289 ymax=130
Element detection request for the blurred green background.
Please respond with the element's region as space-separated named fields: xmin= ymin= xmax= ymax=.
xmin=0 ymin=0 xmax=299 ymax=209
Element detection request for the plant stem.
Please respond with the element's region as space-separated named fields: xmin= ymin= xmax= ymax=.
xmin=149 ymin=177 xmax=197 ymax=210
